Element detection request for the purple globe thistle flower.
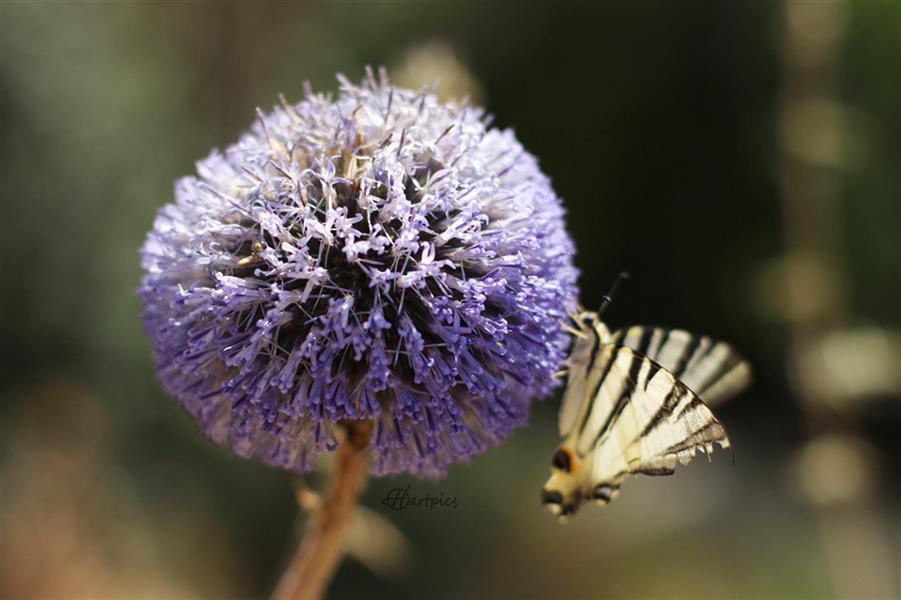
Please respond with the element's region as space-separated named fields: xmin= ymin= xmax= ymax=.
xmin=140 ymin=70 xmax=578 ymax=477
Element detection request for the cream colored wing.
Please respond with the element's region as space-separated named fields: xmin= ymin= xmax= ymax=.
xmin=558 ymin=322 xmax=602 ymax=437
xmin=612 ymin=326 xmax=751 ymax=406
xmin=580 ymin=346 xmax=732 ymax=490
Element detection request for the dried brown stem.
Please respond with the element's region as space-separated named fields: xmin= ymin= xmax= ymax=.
xmin=272 ymin=422 xmax=372 ymax=600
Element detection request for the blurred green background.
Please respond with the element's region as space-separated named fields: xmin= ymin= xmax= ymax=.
xmin=2 ymin=2 xmax=899 ymax=599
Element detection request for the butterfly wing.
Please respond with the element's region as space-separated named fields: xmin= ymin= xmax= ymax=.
xmin=579 ymin=346 xmax=732 ymax=495
xmin=612 ymin=326 xmax=751 ymax=407
xmin=558 ymin=323 xmax=603 ymax=436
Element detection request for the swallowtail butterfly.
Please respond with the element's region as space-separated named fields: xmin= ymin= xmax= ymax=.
xmin=542 ymin=273 xmax=751 ymax=519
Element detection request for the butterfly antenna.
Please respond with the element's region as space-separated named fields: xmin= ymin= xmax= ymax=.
xmin=596 ymin=271 xmax=630 ymax=318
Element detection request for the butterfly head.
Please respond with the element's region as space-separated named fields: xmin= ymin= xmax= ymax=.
xmin=541 ymin=445 xmax=622 ymax=519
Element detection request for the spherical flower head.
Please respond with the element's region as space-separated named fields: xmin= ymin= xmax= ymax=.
xmin=140 ymin=70 xmax=578 ymax=477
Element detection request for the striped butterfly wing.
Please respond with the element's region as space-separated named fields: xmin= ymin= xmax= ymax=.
xmin=612 ymin=326 xmax=751 ymax=407
xmin=576 ymin=345 xmax=731 ymax=496
xmin=558 ymin=323 xmax=602 ymax=436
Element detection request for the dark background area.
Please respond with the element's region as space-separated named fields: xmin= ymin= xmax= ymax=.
xmin=2 ymin=2 xmax=899 ymax=599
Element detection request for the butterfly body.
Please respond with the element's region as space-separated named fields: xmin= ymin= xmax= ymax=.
xmin=542 ymin=311 xmax=750 ymax=519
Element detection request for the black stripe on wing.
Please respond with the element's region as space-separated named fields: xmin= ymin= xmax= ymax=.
xmin=572 ymin=343 xmax=617 ymax=440
xmin=639 ymin=385 xmax=683 ymax=437
xmin=595 ymin=349 xmax=644 ymax=442
xmin=672 ymin=334 xmax=703 ymax=379
xmin=662 ymin=420 xmax=728 ymax=456
xmin=580 ymin=346 xmax=661 ymax=452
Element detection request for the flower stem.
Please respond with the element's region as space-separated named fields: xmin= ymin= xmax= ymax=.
xmin=273 ymin=422 xmax=372 ymax=600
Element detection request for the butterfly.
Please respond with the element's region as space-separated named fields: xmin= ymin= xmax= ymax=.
xmin=542 ymin=273 xmax=751 ymax=519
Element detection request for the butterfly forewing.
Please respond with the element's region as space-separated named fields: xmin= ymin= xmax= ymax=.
xmin=581 ymin=346 xmax=731 ymax=484
xmin=612 ymin=326 xmax=751 ymax=406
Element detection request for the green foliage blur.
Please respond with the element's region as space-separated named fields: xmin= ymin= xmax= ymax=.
xmin=2 ymin=2 xmax=899 ymax=599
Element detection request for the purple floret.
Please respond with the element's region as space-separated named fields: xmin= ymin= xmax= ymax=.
xmin=140 ymin=70 xmax=578 ymax=477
